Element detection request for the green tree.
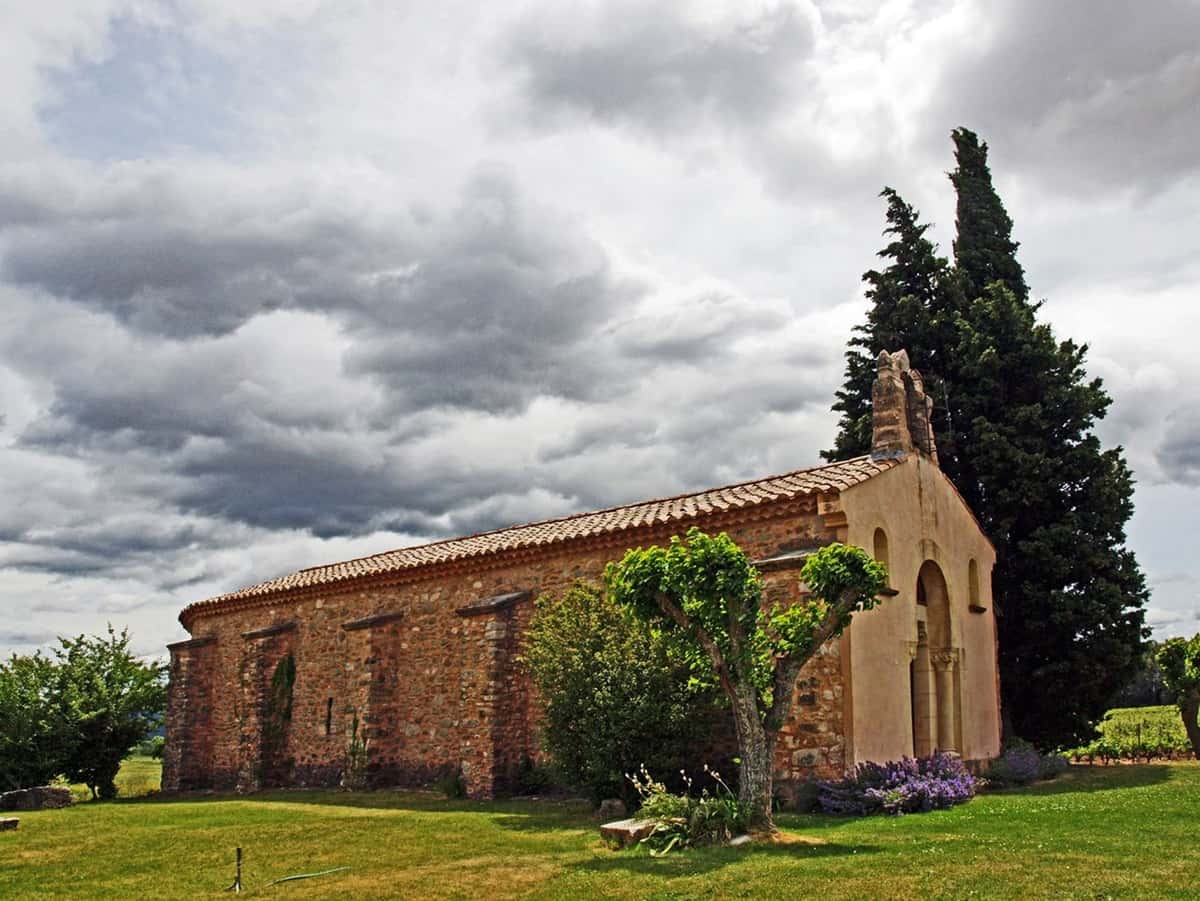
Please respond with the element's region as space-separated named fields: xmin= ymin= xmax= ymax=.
xmin=1156 ymin=634 xmax=1200 ymax=758
xmin=523 ymin=581 xmax=716 ymax=805
xmin=825 ymin=187 xmax=962 ymax=461
xmin=54 ymin=627 xmax=166 ymax=800
xmin=605 ymin=529 xmax=887 ymax=830
xmin=0 ymin=652 xmax=67 ymax=791
xmin=949 ymin=128 xmax=1029 ymax=305
xmin=826 ymin=129 xmax=1147 ymax=748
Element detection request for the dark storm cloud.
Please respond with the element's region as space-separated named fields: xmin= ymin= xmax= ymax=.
xmin=169 ymin=432 xmax=490 ymax=535
xmin=1156 ymin=407 xmax=1200 ymax=486
xmin=0 ymin=166 xmax=641 ymax=413
xmin=502 ymin=4 xmax=814 ymax=135
xmin=929 ymin=0 xmax=1200 ymax=194
xmin=344 ymin=173 xmax=642 ymax=412
xmin=1 ymin=199 xmax=397 ymax=338
xmin=0 ymin=161 xmax=761 ymax=544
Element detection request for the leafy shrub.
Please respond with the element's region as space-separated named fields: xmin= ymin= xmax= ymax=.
xmin=1037 ymin=751 xmax=1069 ymax=779
xmin=984 ymin=739 xmax=1068 ymax=786
xmin=629 ymin=765 xmax=749 ymax=853
xmin=818 ymin=752 xmax=976 ymax=816
xmin=988 ymin=743 xmax=1040 ymax=785
xmin=523 ymin=582 xmax=720 ymax=806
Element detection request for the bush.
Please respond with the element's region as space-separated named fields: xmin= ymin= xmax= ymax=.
xmin=818 ymin=752 xmax=976 ymax=816
xmin=628 ymin=765 xmax=749 ymax=853
xmin=985 ymin=741 xmax=1040 ymax=785
xmin=1037 ymin=751 xmax=1069 ymax=780
xmin=983 ymin=739 xmax=1068 ymax=786
xmin=523 ymin=582 xmax=720 ymax=806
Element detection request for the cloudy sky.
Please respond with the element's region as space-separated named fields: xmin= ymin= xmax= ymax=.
xmin=1 ymin=0 xmax=1197 ymax=658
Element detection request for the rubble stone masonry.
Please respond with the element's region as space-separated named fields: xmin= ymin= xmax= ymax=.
xmin=164 ymin=496 xmax=849 ymax=798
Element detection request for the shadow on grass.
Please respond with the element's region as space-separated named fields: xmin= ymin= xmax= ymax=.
xmin=568 ymin=840 xmax=881 ymax=878
xmin=981 ymin=763 xmax=1172 ymax=797
xmin=129 ymin=787 xmax=595 ymax=825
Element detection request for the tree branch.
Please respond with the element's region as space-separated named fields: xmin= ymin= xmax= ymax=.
xmin=766 ymin=657 xmax=804 ymax=733
xmin=654 ymin=590 xmax=735 ymax=698
xmin=766 ymin=588 xmax=859 ymax=732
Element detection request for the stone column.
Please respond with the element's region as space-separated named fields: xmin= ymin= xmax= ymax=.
xmin=932 ymin=649 xmax=959 ymax=753
xmin=910 ymin=641 xmax=937 ymax=757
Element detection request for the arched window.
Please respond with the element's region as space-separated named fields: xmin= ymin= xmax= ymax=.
xmin=873 ymin=527 xmax=890 ymax=568
xmin=968 ymin=559 xmax=986 ymax=612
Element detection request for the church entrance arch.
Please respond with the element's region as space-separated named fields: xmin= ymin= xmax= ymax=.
xmin=911 ymin=560 xmax=960 ymax=755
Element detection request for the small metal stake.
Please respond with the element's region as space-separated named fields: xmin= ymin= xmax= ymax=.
xmin=225 ymin=847 xmax=243 ymax=893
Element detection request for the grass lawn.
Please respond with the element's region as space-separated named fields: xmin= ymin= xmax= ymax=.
xmin=3 ymin=760 xmax=1199 ymax=899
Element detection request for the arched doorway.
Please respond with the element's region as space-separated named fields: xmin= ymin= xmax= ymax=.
xmin=910 ymin=560 xmax=959 ymax=755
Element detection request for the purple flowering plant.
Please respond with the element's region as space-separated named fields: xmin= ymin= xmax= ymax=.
xmin=818 ymin=751 xmax=976 ymax=816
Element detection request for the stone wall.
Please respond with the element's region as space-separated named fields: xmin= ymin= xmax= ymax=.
xmin=165 ymin=497 xmax=848 ymax=798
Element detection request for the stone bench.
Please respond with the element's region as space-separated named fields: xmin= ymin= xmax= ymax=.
xmin=599 ymin=818 xmax=657 ymax=848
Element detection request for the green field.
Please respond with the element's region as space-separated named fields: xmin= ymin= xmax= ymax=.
xmin=4 ymin=760 xmax=1200 ymax=899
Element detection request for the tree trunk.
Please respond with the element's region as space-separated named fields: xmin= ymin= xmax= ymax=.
xmin=730 ymin=683 xmax=775 ymax=831
xmin=1181 ymin=692 xmax=1200 ymax=760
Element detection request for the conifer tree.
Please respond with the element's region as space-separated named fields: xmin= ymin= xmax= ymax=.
xmin=949 ymin=128 xmax=1029 ymax=304
xmin=824 ymin=188 xmax=960 ymax=461
xmin=827 ymin=129 xmax=1148 ymax=748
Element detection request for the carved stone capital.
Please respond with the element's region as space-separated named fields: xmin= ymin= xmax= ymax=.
xmin=930 ymin=647 xmax=960 ymax=670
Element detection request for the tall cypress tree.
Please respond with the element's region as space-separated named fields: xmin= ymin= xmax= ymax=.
xmin=949 ymin=128 xmax=1029 ymax=304
xmin=946 ymin=129 xmax=1146 ymax=746
xmin=827 ymin=130 xmax=1147 ymax=748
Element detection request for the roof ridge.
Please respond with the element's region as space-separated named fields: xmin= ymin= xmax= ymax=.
xmin=295 ymin=455 xmax=872 ymax=574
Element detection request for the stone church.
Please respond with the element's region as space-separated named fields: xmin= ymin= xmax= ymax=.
xmin=164 ymin=350 xmax=1001 ymax=799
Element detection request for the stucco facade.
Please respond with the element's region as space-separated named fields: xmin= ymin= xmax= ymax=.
xmin=164 ymin=349 xmax=1001 ymax=799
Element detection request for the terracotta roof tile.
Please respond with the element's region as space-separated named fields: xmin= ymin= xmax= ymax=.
xmin=180 ymin=455 xmax=895 ymax=624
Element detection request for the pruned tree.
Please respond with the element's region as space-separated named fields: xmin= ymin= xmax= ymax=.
xmin=605 ymin=528 xmax=887 ymax=830
xmin=1156 ymin=634 xmax=1200 ymax=759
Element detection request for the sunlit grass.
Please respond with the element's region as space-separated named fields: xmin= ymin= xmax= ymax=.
xmin=3 ymin=760 xmax=1198 ymax=899
xmin=64 ymin=756 xmax=162 ymax=803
